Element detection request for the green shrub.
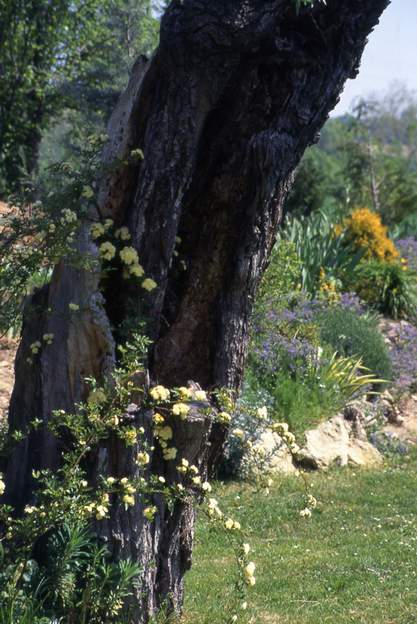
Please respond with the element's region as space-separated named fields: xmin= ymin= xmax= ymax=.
xmin=349 ymin=260 xmax=417 ymax=319
xmin=0 ymin=523 xmax=140 ymax=624
xmin=392 ymin=212 xmax=417 ymax=240
xmin=317 ymin=307 xmax=392 ymax=381
xmin=267 ymin=371 xmax=338 ymax=437
xmin=256 ymin=240 xmax=301 ymax=308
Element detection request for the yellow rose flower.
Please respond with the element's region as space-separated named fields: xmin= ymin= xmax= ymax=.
xmin=144 ymin=505 xmax=157 ymax=521
xmin=30 ymin=341 xmax=41 ymax=354
xmin=95 ymin=504 xmax=108 ymax=520
xmin=163 ymin=447 xmax=177 ymax=461
xmin=172 ymin=403 xmax=190 ymax=419
xmin=256 ymin=406 xmax=268 ymax=419
xmin=178 ymin=386 xmax=192 ymax=400
xmin=123 ymin=494 xmax=135 ymax=507
xmin=153 ymin=412 xmax=165 ymax=425
xmin=156 ymin=426 xmax=173 ymax=441
xmin=123 ymin=429 xmax=138 ymax=446
xmin=142 ymin=278 xmax=157 ymax=291
xmin=42 ymin=333 xmax=54 ymax=345
xmin=100 ymin=241 xmax=116 ymax=261
xmin=119 ymin=246 xmax=139 ymax=266
xmin=218 ymin=411 xmax=231 ymax=424
xmin=137 ymin=451 xmax=150 ymax=466
xmin=130 ymin=263 xmax=145 ymax=277
xmin=150 ymin=385 xmax=170 ymax=401
xmin=82 ymin=185 xmax=94 ymax=199
xmin=115 ymin=226 xmax=131 ymax=240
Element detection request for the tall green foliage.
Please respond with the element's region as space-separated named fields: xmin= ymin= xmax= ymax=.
xmin=0 ymin=1 xmax=100 ymax=193
xmin=280 ymin=211 xmax=363 ymax=295
xmin=0 ymin=0 xmax=159 ymax=194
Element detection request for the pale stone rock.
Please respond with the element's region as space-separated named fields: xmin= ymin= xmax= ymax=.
xmin=298 ymin=414 xmax=383 ymax=470
xmin=252 ymin=431 xmax=297 ymax=474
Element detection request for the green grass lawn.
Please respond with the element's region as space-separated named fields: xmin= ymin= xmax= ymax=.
xmin=183 ymin=451 xmax=417 ymax=624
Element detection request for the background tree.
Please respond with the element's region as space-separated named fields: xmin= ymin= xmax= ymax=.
xmin=0 ymin=0 xmax=159 ymax=195
xmin=287 ymin=85 xmax=417 ymax=224
xmin=40 ymin=0 xmax=161 ymax=169
xmin=4 ymin=0 xmax=389 ymax=622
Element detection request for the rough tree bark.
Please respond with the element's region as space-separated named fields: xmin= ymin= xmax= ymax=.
xmin=5 ymin=0 xmax=389 ymax=621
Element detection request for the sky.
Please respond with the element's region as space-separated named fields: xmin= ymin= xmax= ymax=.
xmin=332 ymin=0 xmax=417 ymax=115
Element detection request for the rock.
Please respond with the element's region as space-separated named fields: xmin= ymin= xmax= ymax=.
xmin=386 ymin=410 xmax=405 ymax=426
xmin=343 ymin=404 xmax=364 ymax=422
xmin=378 ymin=397 xmax=404 ymax=425
xmin=252 ymin=431 xmax=297 ymax=474
xmin=297 ymin=413 xmax=382 ymax=470
xmin=381 ymin=389 xmax=395 ymax=403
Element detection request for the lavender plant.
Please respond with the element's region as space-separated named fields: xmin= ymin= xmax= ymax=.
xmin=396 ymin=237 xmax=417 ymax=273
xmin=387 ymin=322 xmax=417 ymax=391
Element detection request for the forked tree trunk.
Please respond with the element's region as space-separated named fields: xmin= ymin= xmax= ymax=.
xmin=5 ymin=0 xmax=388 ymax=621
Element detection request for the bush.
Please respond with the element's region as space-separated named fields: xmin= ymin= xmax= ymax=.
xmin=257 ymin=240 xmax=302 ymax=305
xmin=266 ymin=371 xmax=339 ymax=436
xmin=349 ymin=259 xmax=417 ymax=319
xmin=385 ymin=321 xmax=417 ymax=392
xmin=0 ymin=523 xmax=140 ymax=623
xmin=336 ymin=207 xmax=399 ymax=262
xmin=244 ymin=351 xmax=382 ymax=441
xmin=392 ymin=214 xmax=417 ymax=240
xmin=247 ymin=295 xmax=386 ymax=438
xmin=317 ymin=306 xmax=392 ymax=381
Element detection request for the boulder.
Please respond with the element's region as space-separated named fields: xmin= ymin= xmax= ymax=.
xmin=298 ymin=412 xmax=383 ymax=470
xmin=252 ymin=431 xmax=297 ymax=474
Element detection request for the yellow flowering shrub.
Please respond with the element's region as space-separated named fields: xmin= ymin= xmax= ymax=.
xmin=335 ymin=207 xmax=399 ymax=262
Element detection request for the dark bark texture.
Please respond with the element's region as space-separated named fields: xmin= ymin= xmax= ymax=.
xmin=5 ymin=0 xmax=388 ymax=621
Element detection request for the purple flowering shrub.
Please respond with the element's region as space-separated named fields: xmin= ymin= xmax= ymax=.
xmin=247 ymin=291 xmax=383 ymax=434
xmin=385 ymin=322 xmax=417 ymax=391
xmin=251 ymin=290 xmax=374 ymax=384
xmin=251 ymin=294 xmax=320 ymax=381
xmin=396 ymin=237 xmax=417 ymax=272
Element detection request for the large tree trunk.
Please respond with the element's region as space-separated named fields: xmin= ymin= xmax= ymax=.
xmin=4 ymin=0 xmax=388 ymax=621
